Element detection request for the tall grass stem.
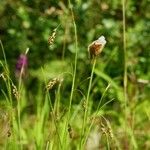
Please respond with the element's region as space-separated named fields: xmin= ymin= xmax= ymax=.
xmin=63 ymin=0 xmax=78 ymax=149
xmin=122 ymin=0 xmax=127 ymax=138
xmin=80 ymin=58 xmax=96 ymax=148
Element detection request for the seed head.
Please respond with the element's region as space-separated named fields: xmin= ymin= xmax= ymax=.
xmin=48 ymin=28 xmax=57 ymax=45
xmin=100 ymin=117 xmax=114 ymax=139
xmin=45 ymin=77 xmax=63 ymax=91
xmin=68 ymin=124 xmax=78 ymax=139
xmin=0 ymin=72 xmax=7 ymax=81
xmin=88 ymin=35 xmax=106 ymax=59
xmin=48 ymin=25 xmax=60 ymax=46
xmin=12 ymin=84 xmax=20 ymax=100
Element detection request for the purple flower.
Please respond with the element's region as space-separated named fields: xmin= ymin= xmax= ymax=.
xmin=15 ymin=54 xmax=28 ymax=78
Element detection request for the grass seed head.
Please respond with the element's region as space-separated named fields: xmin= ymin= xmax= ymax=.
xmin=48 ymin=28 xmax=57 ymax=45
xmin=100 ymin=117 xmax=114 ymax=139
xmin=82 ymin=99 xmax=87 ymax=111
xmin=0 ymin=72 xmax=7 ymax=81
xmin=45 ymin=77 xmax=63 ymax=91
xmin=68 ymin=124 xmax=74 ymax=139
xmin=12 ymin=84 xmax=20 ymax=100
xmin=68 ymin=124 xmax=78 ymax=139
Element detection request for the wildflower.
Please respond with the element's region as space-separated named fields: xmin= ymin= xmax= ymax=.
xmin=88 ymin=35 xmax=107 ymax=59
xmin=15 ymin=53 xmax=28 ymax=78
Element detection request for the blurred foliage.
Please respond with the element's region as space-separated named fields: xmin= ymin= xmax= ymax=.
xmin=0 ymin=0 xmax=149 ymax=108
xmin=0 ymin=0 xmax=150 ymax=102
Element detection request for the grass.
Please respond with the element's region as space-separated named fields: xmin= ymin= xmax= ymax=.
xmin=80 ymin=58 xmax=96 ymax=149
xmin=0 ymin=0 xmax=150 ymax=150
xmin=62 ymin=0 xmax=78 ymax=149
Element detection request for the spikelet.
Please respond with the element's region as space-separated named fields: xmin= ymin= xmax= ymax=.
xmin=48 ymin=25 xmax=60 ymax=46
xmin=45 ymin=77 xmax=63 ymax=91
xmin=12 ymin=84 xmax=20 ymax=100
xmin=68 ymin=124 xmax=74 ymax=139
xmin=82 ymin=99 xmax=86 ymax=111
xmin=105 ymin=119 xmax=114 ymax=139
xmin=0 ymin=72 xmax=7 ymax=81
xmin=100 ymin=121 xmax=107 ymax=135
xmin=48 ymin=28 xmax=57 ymax=45
xmin=90 ymin=116 xmax=101 ymax=125
xmin=68 ymin=124 xmax=78 ymax=139
xmin=100 ymin=117 xmax=114 ymax=139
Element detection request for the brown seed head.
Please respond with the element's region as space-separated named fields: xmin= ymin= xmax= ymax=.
xmin=12 ymin=84 xmax=20 ymax=100
xmin=48 ymin=29 xmax=56 ymax=45
xmin=88 ymin=35 xmax=106 ymax=59
xmin=45 ymin=77 xmax=63 ymax=91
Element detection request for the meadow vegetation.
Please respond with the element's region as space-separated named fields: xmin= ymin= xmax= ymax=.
xmin=0 ymin=0 xmax=150 ymax=149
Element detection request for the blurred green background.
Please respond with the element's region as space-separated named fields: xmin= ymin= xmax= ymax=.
xmin=0 ymin=0 xmax=149 ymax=100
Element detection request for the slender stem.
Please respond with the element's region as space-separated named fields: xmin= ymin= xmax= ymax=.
xmin=106 ymin=134 xmax=110 ymax=150
xmin=0 ymin=40 xmax=8 ymax=72
xmin=122 ymin=0 xmax=127 ymax=137
xmin=0 ymin=40 xmax=12 ymax=106
xmin=80 ymin=58 xmax=96 ymax=148
xmin=46 ymin=93 xmax=62 ymax=149
xmin=62 ymin=22 xmax=68 ymax=60
xmin=17 ymin=48 xmax=29 ymax=149
xmin=63 ymin=0 xmax=78 ymax=149
xmin=83 ymin=84 xmax=111 ymax=146
xmin=67 ymin=0 xmax=78 ymax=121
xmin=54 ymin=83 xmax=61 ymax=117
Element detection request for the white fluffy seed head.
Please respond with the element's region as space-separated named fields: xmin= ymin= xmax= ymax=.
xmin=88 ymin=35 xmax=107 ymax=59
xmin=96 ymin=35 xmax=107 ymax=45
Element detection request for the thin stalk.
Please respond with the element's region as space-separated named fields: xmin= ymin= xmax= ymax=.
xmin=46 ymin=141 xmax=50 ymax=150
xmin=63 ymin=0 xmax=78 ymax=149
xmin=122 ymin=0 xmax=127 ymax=135
xmin=41 ymin=69 xmax=62 ymax=148
xmin=46 ymin=92 xmax=62 ymax=149
xmin=61 ymin=22 xmax=68 ymax=60
xmin=83 ymin=84 xmax=111 ymax=146
xmin=0 ymin=40 xmax=8 ymax=71
xmin=67 ymin=0 xmax=78 ymax=121
xmin=0 ymin=40 xmax=12 ymax=106
xmin=80 ymin=58 xmax=96 ymax=149
xmin=106 ymin=134 xmax=110 ymax=150
xmin=54 ymin=83 xmax=61 ymax=116
xmin=17 ymin=48 xmax=29 ymax=149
